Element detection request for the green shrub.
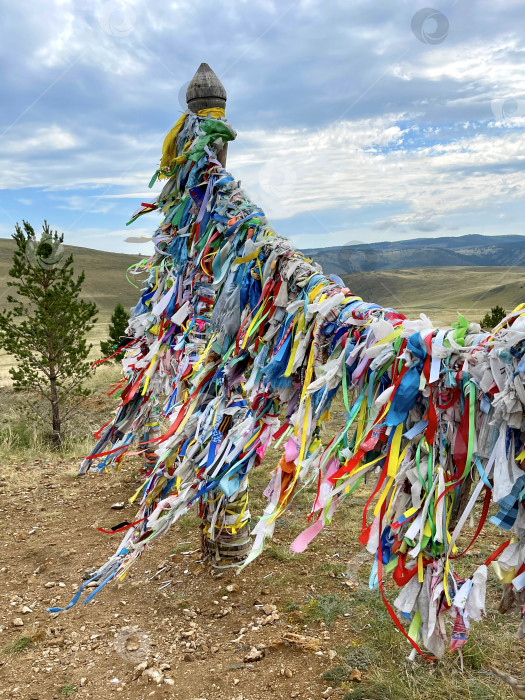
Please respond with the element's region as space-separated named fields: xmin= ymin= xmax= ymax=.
xmin=303 ymin=593 xmax=348 ymax=625
xmin=2 ymin=637 xmax=32 ymax=653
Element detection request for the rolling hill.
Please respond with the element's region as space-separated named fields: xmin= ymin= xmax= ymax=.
xmin=0 ymin=239 xmax=143 ymax=320
xmin=0 ymin=235 xmax=523 ymax=378
xmin=0 ymin=240 xmax=144 ymax=378
xmin=343 ymin=266 xmax=525 ymax=327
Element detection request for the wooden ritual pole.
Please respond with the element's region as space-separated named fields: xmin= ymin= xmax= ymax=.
xmin=186 ymin=64 xmax=252 ymax=567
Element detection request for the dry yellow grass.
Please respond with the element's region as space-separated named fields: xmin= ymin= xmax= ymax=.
xmin=344 ymin=266 xmax=525 ymax=327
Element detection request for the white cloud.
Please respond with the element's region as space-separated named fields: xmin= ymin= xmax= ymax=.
xmin=34 ymin=0 xmax=76 ymax=68
xmin=393 ymin=36 xmax=525 ymax=98
xmin=56 ymin=194 xmax=116 ymax=214
xmin=1 ymin=0 xmax=525 ymax=252
xmin=62 ymin=225 xmax=155 ymax=254
xmin=97 ymin=192 xmax=154 ymax=199
xmin=0 ymin=123 xmax=160 ymax=190
xmin=1 ymin=125 xmax=77 ymax=154
xmin=230 ymin=118 xmax=525 ymax=227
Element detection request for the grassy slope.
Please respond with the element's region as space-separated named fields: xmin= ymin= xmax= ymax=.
xmin=1 ymin=238 xmax=523 ymax=377
xmin=0 ymin=239 xmax=144 ymax=379
xmin=343 ymin=266 xmax=525 ymax=327
xmin=1 ymin=240 xmax=521 ymax=330
xmin=0 ymin=239 xmax=142 ymax=318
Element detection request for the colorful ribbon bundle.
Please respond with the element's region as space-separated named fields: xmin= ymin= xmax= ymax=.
xmin=53 ymin=111 xmax=525 ymax=660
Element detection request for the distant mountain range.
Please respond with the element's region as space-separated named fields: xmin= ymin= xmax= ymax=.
xmin=301 ymin=234 xmax=525 ymax=276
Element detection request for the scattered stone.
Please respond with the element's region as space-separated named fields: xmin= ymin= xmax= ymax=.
xmin=44 ymin=582 xmax=56 ymax=589
xmin=111 ymin=502 xmax=125 ymax=510
xmin=280 ymin=668 xmax=293 ymax=678
xmin=226 ymin=583 xmax=239 ymax=593
xmin=280 ymin=632 xmax=321 ymax=652
xmin=348 ymin=668 xmax=362 ymax=682
xmin=243 ymin=647 xmax=265 ymax=663
xmin=159 ymin=662 xmax=171 ymax=671
xmin=21 ymin=606 xmax=33 ymax=615
xmin=323 ymin=687 xmax=334 ymax=698
xmin=262 ymin=603 xmax=277 ymax=616
xmin=143 ymin=667 xmax=164 ymax=684
xmin=164 ymin=678 xmax=175 ymax=685
xmin=344 ymin=580 xmax=359 ymax=589
xmin=133 ymin=661 xmax=149 ymax=680
xmin=80 ymin=678 xmax=87 ymax=687
xmin=265 ymin=611 xmax=280 ymax=625
xmin=13 ymin=618 xmax=23 ymax=627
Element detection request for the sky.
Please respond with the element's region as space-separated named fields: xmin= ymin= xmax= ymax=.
xmin=0 ymin=0 xmax=524 ymax=255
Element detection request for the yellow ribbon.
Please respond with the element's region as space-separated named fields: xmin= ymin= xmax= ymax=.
xmin=233 ymin=248 xmax=261 ymax=265
xmin=387 ymin=424 xmax=404 ymax=477
xmin=159 ymin=107 xmax=226 ymax=177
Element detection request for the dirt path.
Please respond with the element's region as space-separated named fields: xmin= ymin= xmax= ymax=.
xmin=0 ymin=453 xmax=521 ymax=700
xmin=0 ymin=459 xmax=363 ymax=700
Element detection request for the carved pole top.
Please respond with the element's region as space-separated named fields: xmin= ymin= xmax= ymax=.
xmin=186 ymin=63 xmax=227 ymax=113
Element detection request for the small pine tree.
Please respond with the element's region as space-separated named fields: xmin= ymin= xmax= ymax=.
xmin=100 ymin=303 xmax=129 ymax=362
xmin=0 ymin=221 xmax=98 ymax=446
xmin=480 ymin=305 xmax=506 ymax=331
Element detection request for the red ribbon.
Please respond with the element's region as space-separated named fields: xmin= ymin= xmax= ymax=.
xmin=450 ymin=486 xmax=492 ymax=560
xmin=90 ymin=340 xmax=135 ymax=369
xmin=377 ymin=504 xmax=437 ymax=661
xmin=97 ymin=516 xmax=148 ymax=534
